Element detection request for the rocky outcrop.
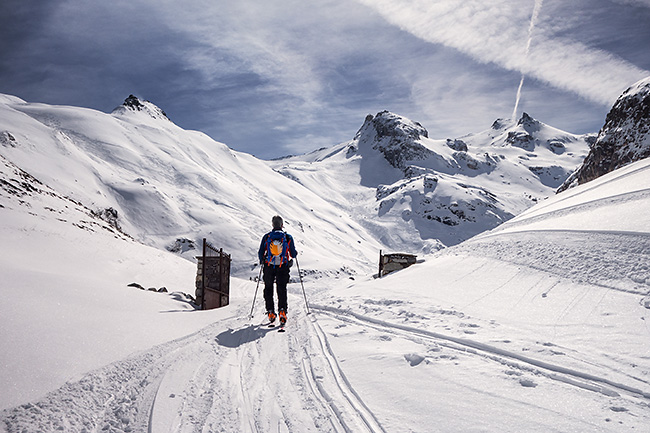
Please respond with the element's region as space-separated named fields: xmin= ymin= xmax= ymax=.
xmin=355 ymin=111 xmax=433 ymax=169
xmin=1 ymin=131 xmax=17 ymax=147
xmin=558 ymin=76 xmax=650 ymax=192
xmin=113 ymin=94 xmax=170 ymax=121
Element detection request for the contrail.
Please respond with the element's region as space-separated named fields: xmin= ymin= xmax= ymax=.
xmin=512 ymin=0 xmax=544 ymax=120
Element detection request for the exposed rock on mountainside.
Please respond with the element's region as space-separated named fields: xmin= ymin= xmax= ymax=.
xmin=355 ymin=111 xmax=432 ymax=170
xmin=273 ymin=111 xmax=590 ymax=250
xmin=112 ymin=94 xmax=170 ymax=121
xmin=1 ymin=131 xmax=17 ymax=147
xmin=0 ymin=154 xmax=133 ymax=241
xmin=558 ymin=76 xmax=650 ymax=192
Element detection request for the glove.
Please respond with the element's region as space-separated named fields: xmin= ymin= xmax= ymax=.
xmin=288 ymin=259 xmax=294 ymax=268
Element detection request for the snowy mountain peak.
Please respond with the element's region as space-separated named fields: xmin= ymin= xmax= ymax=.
xmin=354 ymin=111 xmax=431 ymax=169
xmin=517 ymin=112 xmax=541 ymax=132
xmin=489 ymin=114 xmax=547 ymax=149
xmin=355 ymin=110 xmax=429 ymax=141
xmin=112 ymin=94 xmax=170 ymax=122
xmin=558 ymin=75 xmax=650 ymax=192
xmin=273 ymin=110 xmax=590 ymax=250
xmin=495 ymin=113 xmax=566 ymax=152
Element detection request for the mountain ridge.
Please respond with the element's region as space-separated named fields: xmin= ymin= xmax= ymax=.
xmin=0 ymin=94 xmax=383 ymax=277
xmin=273 ymin=109 xmax=590 ymax=249
xmin=4 ymin=86 xmax=646 ymax=262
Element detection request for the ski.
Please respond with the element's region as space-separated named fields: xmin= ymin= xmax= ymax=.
xmin=278 ymin=325 xmax=286 ymax=333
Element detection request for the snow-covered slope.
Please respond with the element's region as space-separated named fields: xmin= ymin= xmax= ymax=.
xmin=0 ymin=94 xmax=382 ymax=277
xmin=1 ymin=137 xmax=648 ymax=432
xmin=312 ymin=157 xmax=650 ymax=431
xmin=0 ymin=152 xmax=223 ymax=410
xmin=2 ymin=90 xmax=650 ymax=431
xmin=272 ymin=110 xmax=590 ymax=249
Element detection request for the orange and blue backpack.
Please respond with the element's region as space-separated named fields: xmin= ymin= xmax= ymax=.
xmin=265 ymin=230 xmax=290 ymax=266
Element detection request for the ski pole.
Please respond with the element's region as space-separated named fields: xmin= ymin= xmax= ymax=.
xmin=249 ymin=264 xmax=263 ymax=319
xmin=295 ymin=258 xmax=310 ymax=315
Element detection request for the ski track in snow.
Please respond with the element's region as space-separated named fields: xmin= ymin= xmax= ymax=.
xmin=310 ymin=304 xmax=650 ymax=401
xmin=1 ymin=284 xmax=649 ymax=432
xmin=0 ymin=296 xmax=384 ymax=433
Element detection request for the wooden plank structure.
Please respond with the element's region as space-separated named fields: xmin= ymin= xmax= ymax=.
xmin=378 ymin=250 xmax=417 ymax=277
xmin=195 ymin=239 xmax=231 ymax=310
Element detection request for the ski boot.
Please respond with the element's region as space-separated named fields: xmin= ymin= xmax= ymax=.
xmin=279 ymin=310 xmax=287 ymax=326
xmin=267 ymin=311 xmax=277 ymax=324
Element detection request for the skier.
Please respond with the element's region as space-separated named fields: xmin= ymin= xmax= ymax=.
xmin=258 ymin=215 xmax=298 ymax=326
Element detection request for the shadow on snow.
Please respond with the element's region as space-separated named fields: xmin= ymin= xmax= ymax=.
xmin=216 ymin=324 xmax=276 ymax=348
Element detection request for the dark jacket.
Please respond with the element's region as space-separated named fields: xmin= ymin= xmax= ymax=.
xmin=258 ymin=230 xmax=298 ymax=264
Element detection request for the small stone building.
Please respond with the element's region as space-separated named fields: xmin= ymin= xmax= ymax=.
xmin=379 ymin=251 xmax=417 ymax=277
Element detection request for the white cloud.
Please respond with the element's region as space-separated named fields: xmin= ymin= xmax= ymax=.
xmin=152 ymin=0 xmax=327 ymax=117
xmin=4 ymin=0 xmax=646 ymax=157
xmin=355 ymin=0 xmax=649 ymax=106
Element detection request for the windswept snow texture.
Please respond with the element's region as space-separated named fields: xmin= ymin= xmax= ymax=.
xmin=2 ymin=133 xmax=650 ymax=430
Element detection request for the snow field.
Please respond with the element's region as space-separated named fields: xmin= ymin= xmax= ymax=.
xmin=0 ymin=189 xmax=226 ymax=411
xmin=485 ymin=158 xmax=650 ymax=238
xmin=2 ymin=94 xmax=650 ymax=431
xmin=311 ymin=255 xmax=650 ymax=432
xmin=0 ymin=284 xmax=391 ymax=433
xmin=3 ymin=265 xmax=649 ymax=432
xmin=314 ymin=313 xmax=623 ymax=433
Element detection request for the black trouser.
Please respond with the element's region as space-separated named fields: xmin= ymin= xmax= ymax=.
xmin=263 ymin=263 xmax=290 ymax=312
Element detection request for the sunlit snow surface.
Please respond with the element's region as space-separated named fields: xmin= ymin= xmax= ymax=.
xmin=1 ymin=96 xmax=649 ymax=432
xmin=315 ymin=158 xmax=650 ymax=432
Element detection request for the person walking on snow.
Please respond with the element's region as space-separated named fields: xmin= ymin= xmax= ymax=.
xmin=258 ymin=215 xmax=298 ymax=326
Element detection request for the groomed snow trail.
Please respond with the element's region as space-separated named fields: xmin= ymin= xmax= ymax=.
xmin=0 ymin=293 xmax=385 ymax=433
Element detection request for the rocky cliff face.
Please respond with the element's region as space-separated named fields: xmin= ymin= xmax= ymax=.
xmin=354 ymin=111 xmax=432 ymax=170
xmin=558 ymin=76 xmax=650 ymax=192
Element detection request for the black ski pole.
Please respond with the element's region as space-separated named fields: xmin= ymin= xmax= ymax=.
xmin=296 ymin=258 xmax=310 ymax=315
xmin=249 ymin=264 xmax=263 ymax=319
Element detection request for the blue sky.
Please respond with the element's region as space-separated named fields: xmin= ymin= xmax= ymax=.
xmin=1 ymin=0 xmax=649 ymax=159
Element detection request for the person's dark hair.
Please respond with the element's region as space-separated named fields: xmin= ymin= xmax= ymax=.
xmin=272 ymin=215 xmax=283 ymax=230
